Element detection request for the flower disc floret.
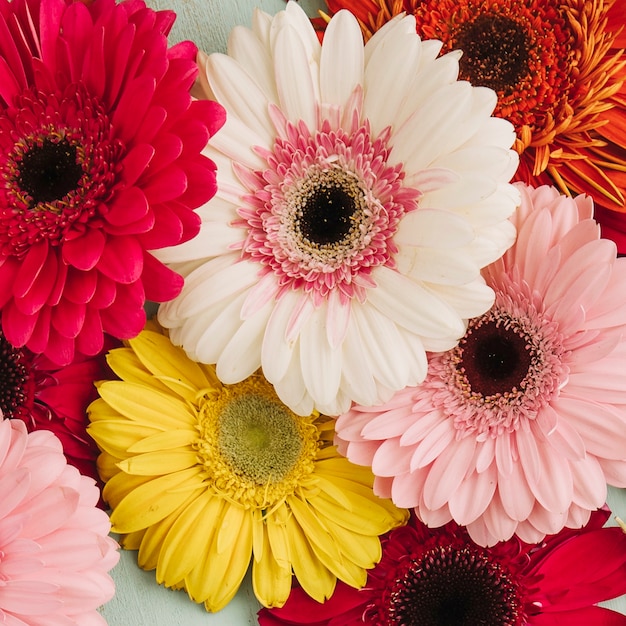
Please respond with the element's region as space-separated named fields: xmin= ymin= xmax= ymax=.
xmin=157 ymin=2 xmax=520 ymax=416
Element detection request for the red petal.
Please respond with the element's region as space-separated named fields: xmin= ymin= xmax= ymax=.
xmin=0 ymin=258 xmax=19 ymax=307
xmin=43 ymin=328 xmax=75 ymax=366
xmin=63 ymin=229 xmax=106 ymax=271
xmin=13 ymin=247 xmax=57 ymax=315
xmin=141 ymin=164 xmax=187 ymax=203
xmin=142 ymin=251 xmax=183 ymax=302
xmin=112 ymin=75 xmax=156 ymax=141
xmin=144 ymin=132 xmax=183 ymax=172
xmin=177 ymin=157 xmax=218 ymax=208
xmin=106 ymin=186 xmax=150 ymax=227
xmin=97 ymin=235 xmax=143 ymax=284
xmin=531 ymin=606 xmax=626 ymax=626
xmin=26 ymin=306 xmax=51 ymax=355
xmin=187 ymin=99 xmax=226 ymax=138
xmin=136 ymin=202 xmax=184 ymax=249
xmin=91 ymin=275 xmax=116 ymax=309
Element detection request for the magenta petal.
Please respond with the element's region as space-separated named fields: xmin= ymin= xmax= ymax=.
xmin=100 ymin=282 xmax=145 ymax=339
xmin=2 ymin=301 xmax=37 ymax=347
xmin=112 ymin=74 xmax=156 ymax=140
xmin=75 ymin=308 xmax=104 ymax=356
xmin=137 ymin=202 xmax=184 ymax=249
xmin=43 ymin=328 xmax=75 ymax=366
xmin=0 ymin=56 xmax=22 ymax=104
xmin=26 ymin=306 xmax=52 ymax=355
xmin=0 ymin=259 xmax=19 ymax=307
xmin=106 ymin=186 xmax=150 ymax=227
xmin=178 ymin=158 xmax=218 ymax=208
xmin=531 ymin=606 xmax=626 ymax=626
xmin=142 ymin=251 xmax=183 ymax=302
xmin=141 ymin=164 xmax=187 ymax=203
xmin=14 ymin=241 xmax=49 ymax=298
xmin=90 ymin=275 xmax=116 ymax=309
xmin=120 ymin=143 xmax=155 ymax=186
xmin=144 ymin=132 xmax=183 ymax=172
xmin=97 ymin=235 xmax=143 ymax=284
xmin=13 ymin=249 xmax=57 ymax=315
xmin=188 ymin=99 xmax=226 ymax=138
xmin=52 ymin=299 xmax=86 ymax=339
xmin=64 ymin=268 xmax=98 ymax=304
xmin=63 ymin=229 xmax=106 ymax=271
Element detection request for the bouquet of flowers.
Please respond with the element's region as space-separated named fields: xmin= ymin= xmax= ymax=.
xmin=0 ymin=0 xmax=626 ymax=623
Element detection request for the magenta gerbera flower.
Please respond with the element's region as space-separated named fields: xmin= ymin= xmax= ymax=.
xmin=0 ymin=0 xmax=225 ymax=365
xmin=258 ymin=510 xmax=626 ymax=625
xmin=336 ymin=182 xmax=626 ymax=545
xmin=0 ymin=419 xmax=119 ymax=624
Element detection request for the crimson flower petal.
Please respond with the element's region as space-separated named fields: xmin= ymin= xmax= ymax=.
xmin=62 ymin=230 xmax=106 ymax=272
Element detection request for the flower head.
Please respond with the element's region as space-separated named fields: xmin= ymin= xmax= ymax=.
xmin=0 ymin=0 xmax=226 ymax=365
xmin=316 ymin=0 xmax=626 ymax=252
xmin=0 ymin=419 xmax=119 ymax=624
xmin=0 ymin=329 xmax=114 ymax=487
xmin=258 ymin=510 xmax=626 ymax=625
xmin=156 ymin=1 xmax=519 ymax=416
xmin=336 ymin=183 xmax=626 ymax=546
xmin=87 ymin=323 xmax=408 ymax=612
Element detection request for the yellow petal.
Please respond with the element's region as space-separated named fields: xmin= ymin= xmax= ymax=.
xmin=288 ymin=497 xmax=342 ymax=563
xmin=138 ymin=511 xmax=181 ymax=572
xmin=106 ymin=347 xmax=170 ymax=393
xmin=252 ymin=530 xmax=293 ymax=608
xmin=127 ymin=429 xmax=199 ymax=454
xmin=110 ymin=468 xmax=204 ymax=533
xmin=102 ymin=471 xmax=152 ymax=508
xmin=156 ymin=493 xmax=224 ymax=585
xmin=284 ymin=512 xmax=336 ymax=603
xmin=97 ymin=381 xmax=196 ymax=428
xmin=252 ymin=508 xmax=265 ymax=563
xmin=265 ymin=506 xmax=291 ymax=570
xmin=88 ymin=419 xmax=164 ymax=458
xmin=118 ymin=450 xmax=199 ymax=476
xmin=128 ymin=330 xmax=213 ymax=403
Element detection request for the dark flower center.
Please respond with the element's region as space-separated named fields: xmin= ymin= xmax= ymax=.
xmin=388 ymin=545 xmax=522 ymax=625
xmin=455 ymin=14 xmax=530 ymax=94
xmin=0 ymin=335 xmax=32 ymax=420
xmin=457 ymin=318 xmax=532 ymax=397
xmin=17 ymin=138 xmax=84 ymax=207
xmin=298 ymin=178 xmax=360 ymax=246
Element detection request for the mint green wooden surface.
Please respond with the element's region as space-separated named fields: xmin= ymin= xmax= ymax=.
xmin=98 ymin=1 xmax=626 ymax=623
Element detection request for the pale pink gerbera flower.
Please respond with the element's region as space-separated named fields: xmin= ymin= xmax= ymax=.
xmin=336 ymin=182 xmax=626 ymax=546
xmin=0 ymin=419 xmax=119 ymax=624
xmin=156 ymin=2 xmax=520 ymax=416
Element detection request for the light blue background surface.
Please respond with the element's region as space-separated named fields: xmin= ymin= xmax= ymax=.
xmin=98 ymin=0 xmax=626 ymax=623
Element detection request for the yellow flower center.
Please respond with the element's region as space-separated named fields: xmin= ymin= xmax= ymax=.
xmin=195 ymin=374 xmax=319 ymax=508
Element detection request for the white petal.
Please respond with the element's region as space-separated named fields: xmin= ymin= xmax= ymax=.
xmin=367 ymin=266 xmax=466 ymax=339
xmin=320 ymin=10 xmax=364 ymax=109
xmin=423 ymin=281 xmax=494 ymax=320
xmin=272 ymin=24 xmax=318 ymax=128
xmin=216 ymin=297 xmax=274 ymax=383
xmin=394 ymin=208 xmax=475 ymax=249
xmin=299 ymin=305 xmax=342 ymax=410
xmin=272 ymin=342 xmax=314 ymax=416
xmin=155 ymin=222 xmax=242 ymax=263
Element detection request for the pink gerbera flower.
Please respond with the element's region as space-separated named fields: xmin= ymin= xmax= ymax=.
xmin=0 ymin=329 xmax=116 ymax=487
xmin=336 ymin=182 xmax=626 ymax=545
xmin=258 ymin=510 xmax=626 ymax=625
xmin=0 ymin=419 xmax=119 ymax=624
xmin=0 ymin=0 xmax=225 ymax=365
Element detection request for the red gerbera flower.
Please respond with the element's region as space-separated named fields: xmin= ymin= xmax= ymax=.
xmin=0 ymin=328 xmax=115 ymax=487
xmin=259 ymin=509 xmax=626 ymax=625
xmin=314 ymin=0 xmax=626 ymax=252
xmin=0 ymin=0 xmax=226 ymax=365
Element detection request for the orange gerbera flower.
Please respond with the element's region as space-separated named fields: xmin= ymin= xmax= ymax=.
xmin=316 ymin=0 xmax=626 ymax=251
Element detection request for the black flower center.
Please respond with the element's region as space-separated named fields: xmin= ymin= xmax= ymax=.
xmin=298 ymin=180 xmax=359 ymax=246
xmin=0 ymin=335 xmax=31 ymax=420
xmin=17 ymin=138 xmax=84 ymax=207
xmin=458 ymin=319 xmax=532 ymax=397
xmin=388 ymin=545 xmax=522 ymax=626
xmin=455 ymin=13 xmax=530 ymax=94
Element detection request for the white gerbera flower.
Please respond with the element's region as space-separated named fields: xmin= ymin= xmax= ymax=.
xmin=157 ymin=2 xmax=520 ymax=416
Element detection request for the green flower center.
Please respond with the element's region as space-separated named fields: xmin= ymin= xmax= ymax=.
xmin=218 ymin=392 xmax=304 ymax=485
xmin=196 ymin=374 xmax=319 ymax=508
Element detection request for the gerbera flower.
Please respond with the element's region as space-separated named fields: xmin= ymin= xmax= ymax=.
xmin=315 ymin=0 xmax=626 ymax=252
xmin=87 ymin=323 xmax=408 ymax=612
xmin=156 ymin=1 xmax=520 ymax=416
xmin=335 ymin=182 xmax=626 ymax=546
xmin=0 ymin=418 xmax=119 ymax=624
xmin=0 ymin=328 xmax=115 ymax=488
xmin=258 ymin=509 xmax=626 ymax=625
xmin=0 ymin=0 xmax=225 ymax=366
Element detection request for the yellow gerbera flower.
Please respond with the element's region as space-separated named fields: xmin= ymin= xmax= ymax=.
xmin=87 ymin=324 xmax=407 ymax=612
